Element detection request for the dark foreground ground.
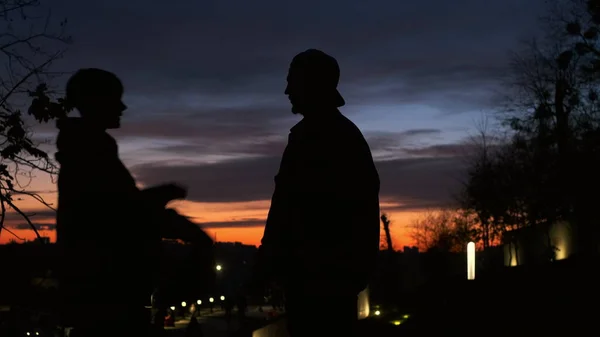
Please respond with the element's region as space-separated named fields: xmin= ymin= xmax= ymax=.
xmin=2 ymin=254 xmax=597 ymax=337
xmin=222 ymin=255 xmax=600 ymax=337
xmin=397 ymin=255 xmax=600 ymax=337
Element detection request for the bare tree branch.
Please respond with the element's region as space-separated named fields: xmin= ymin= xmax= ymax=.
xmin=0 ymin=224 xmax=25 ymax=240
xmin=0 ymin=0 xmax=70 ymax=242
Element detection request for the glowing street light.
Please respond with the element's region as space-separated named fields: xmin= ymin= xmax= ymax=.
xmin=216 ymin=264 xmax=222 ymax=271
xmin=181 ymin=301 xmax=187 ymax=307
xmin=467 ymin=241 xmax=476 ymax=280
xmin=197 ymin=300 xmax=202 ymax=305
xmin=374 ymin=310 xmax=381 ymax=316
xmin=170 ymin=306 xmax=175 ymax=311
xmin=220 ymin=296 xmax=225 ymax=301
xmin=209 ymin=297 xmax=214 ymax=303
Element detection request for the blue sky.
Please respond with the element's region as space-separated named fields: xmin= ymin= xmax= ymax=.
xmin=40 ymin=0 xmax=545 ymax=203
xmin=2 ymin=0 xmax=551 ymax=241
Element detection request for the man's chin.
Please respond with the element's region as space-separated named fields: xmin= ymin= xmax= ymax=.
xmin=291 ymin=105 xmax=302 ymax=115
xmin=106 ymin=121 xmax=121 ymax=129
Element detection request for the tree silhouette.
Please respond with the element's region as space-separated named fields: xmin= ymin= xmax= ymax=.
xmin=564 ymin=0 xmax=600 ymax=80
xmin=462 ymin=0 xmax=600 ymax=257
xmin=0 ymin=0 xmax=71 ymax=241
xmin=409 ymin=209 xmax=477 ymax=253
xmin=380 ymin=213 xmax=393 ymax=252
xmin=459 ymin=118 xmax=505 ymax=249
xmin=501 ymin=13 xmax=600 ymax=254
xmin=562 ymin=0 xmax=600 ymax=253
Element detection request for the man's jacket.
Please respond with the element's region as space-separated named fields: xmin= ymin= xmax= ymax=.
xmin=258 ymin=110 xmax=381 ymax=295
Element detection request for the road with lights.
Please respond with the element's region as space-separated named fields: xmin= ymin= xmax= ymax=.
xmin=162 ymin=305 xmax=284 ymax=337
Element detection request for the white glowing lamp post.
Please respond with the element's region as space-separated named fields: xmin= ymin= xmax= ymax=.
xmin=467 ymin=241 xmax=475 ymax=280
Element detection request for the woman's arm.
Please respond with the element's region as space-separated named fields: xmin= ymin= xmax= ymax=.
xmin=141 ymin=183 xmax=187 ymax=208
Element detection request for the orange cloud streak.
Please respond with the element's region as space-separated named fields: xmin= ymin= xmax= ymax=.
xmin=0 ymin=173 xmax=422 ymax=249
xmin=1 ymin=195 xmax=423 ymax=250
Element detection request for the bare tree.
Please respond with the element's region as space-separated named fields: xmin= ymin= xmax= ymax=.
xmin=458 ymin=114 xmax=520 ymax=250
xmin=409 ymin=209 xmax=478 ymax=253
xmin=561 ymin=0 xmax=600 ymax=253
xmin=459 ymin=0 xmax=600 ymax=258
xmin=380 ymin=213 xmax=394 ymax=252
xmin=0 ymin=0 xmax=70 ymax=241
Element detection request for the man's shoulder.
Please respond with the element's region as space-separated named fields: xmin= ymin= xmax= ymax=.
xmin=287 ymin=113 xmax=370 ymax=153
xmin=289 ymin=119 xmax=306 ymax=134
xmin=325 ymin=114 xmax=368 ymax=147
xmin=291 ymin=113 xmax=363 ymax=134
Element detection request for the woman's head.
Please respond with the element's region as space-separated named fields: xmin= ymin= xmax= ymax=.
xmin=66 ymin=68 xmax=127 ymax=129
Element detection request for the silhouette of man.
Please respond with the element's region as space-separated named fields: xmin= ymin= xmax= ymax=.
xmin=253 ymin=49 xmax=381 ymax=337
xmin=55 ymin=68 xmax=187 ymax=337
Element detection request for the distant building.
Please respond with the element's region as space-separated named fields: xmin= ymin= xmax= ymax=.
xmin=33 ymin=237 xmax=50 ymax=244
xmin=503 ymin=221 xmax=575 ymax=266
xmin=403 ymin=246 xmax=419 ymax=254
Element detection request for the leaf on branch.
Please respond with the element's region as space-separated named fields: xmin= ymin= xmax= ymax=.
xmin=28 ymin=83 xmax=71 ymax=123
xmin=1 ymin=144 xmax=21 ymax=159
xmin=24 ymin=146 xmax=48 ymax=159
xmin=6 ymin=122 xmax=25 ymax=140
xmin=0 ymin=164 xmax=8 ymax=176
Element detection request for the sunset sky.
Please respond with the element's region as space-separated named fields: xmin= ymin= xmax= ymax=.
xmin=0 ymin=0 xmax=547 ymax=248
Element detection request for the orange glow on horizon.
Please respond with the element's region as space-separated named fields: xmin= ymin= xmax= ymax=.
xmin=0 ymin=180 xmax=423 ymax=250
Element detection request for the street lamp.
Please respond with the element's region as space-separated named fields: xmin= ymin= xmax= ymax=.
xmin=170 ymin=306 xmax=175 ymax=311
xmin=216 ymin=264 xmax=222 ymax=271
xmin=220 ymin=296 xmax=225 ymax=301
xmin=181 ymin=301 xmax=187 ymax=307
xmin=467 ymin=241 xmax=476 ymax=280
xmin=197 ymin=300 xmax=202 ymax=305
xmin=209 ymin=297 xmax=214 ymax=303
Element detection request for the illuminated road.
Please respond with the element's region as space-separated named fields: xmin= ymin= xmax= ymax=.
xmin=163 ymin=306 xmax=284 ymax=337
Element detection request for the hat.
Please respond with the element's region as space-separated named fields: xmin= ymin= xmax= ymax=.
xmin=289 ymin=49 xmax=345 ymax=107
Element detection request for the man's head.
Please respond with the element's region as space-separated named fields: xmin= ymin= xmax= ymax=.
xmin=285 ymin=49 xmax=345 ymax=115
xmin=66 ymin=68 xmax=127 ymax=129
